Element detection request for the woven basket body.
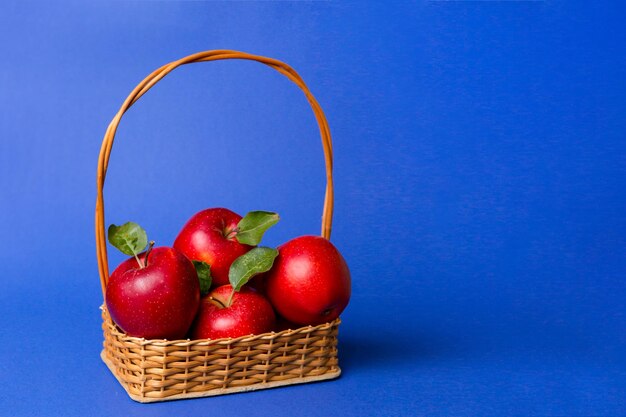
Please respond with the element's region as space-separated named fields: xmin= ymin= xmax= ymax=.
xmin=96 ymin=51 xmax=341 ymax=402
xmin=101 ymin=308 xmax=340 ymax=402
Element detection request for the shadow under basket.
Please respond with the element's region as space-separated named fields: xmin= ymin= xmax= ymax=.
xmin=101 ymin=307 xmax=341 ymax=402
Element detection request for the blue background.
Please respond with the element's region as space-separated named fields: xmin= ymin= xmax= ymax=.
xmin=1 ymin=1 xmax=624 ymax=415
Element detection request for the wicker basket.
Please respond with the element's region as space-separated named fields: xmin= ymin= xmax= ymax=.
xmin=95 ymin=50 xmax=341 ymax=402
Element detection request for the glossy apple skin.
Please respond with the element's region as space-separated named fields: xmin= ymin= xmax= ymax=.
xmin=106 ymin=247 xmax=200 ymax=340
xmin=174 ymin=208 xmax=252 ymax=287
xmin=189 ymin=285 xmax=276 ymax=340
xmin=265 ymin=236 xmax=351 ymax=326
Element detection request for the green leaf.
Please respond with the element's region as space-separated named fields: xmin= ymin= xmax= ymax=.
xmin=107 ymin=222 xmax=148 ymax=257
xmin=192 ymin=260 xmax=212 ymax=296
xmin=235 ymin=211 xmax=280 ymax=246
xmin=229 ymin=247 xmax=278 ymax=291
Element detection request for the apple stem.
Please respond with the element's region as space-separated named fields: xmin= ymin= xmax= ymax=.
xmin=143 ymin=241 xmax=155 ymax=267
xmin=224 ymin=226 xmax=239 ymax=240
xmin=226 ymin=289 xmax=236 ymax=308
xmin=209 ymin=296 xmax=226 ymax=309
xmin=133 ymin=253 xmax=145 ymax=269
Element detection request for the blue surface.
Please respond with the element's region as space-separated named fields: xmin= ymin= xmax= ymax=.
xmin=1 ymin=1 xmax=625 ymax=415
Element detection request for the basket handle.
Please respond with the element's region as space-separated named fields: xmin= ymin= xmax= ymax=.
xmin=95 ymin=50 xmax=334 ymax=299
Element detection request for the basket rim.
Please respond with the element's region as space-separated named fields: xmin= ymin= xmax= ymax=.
xmin=101 ymin=305 xmax=341 ymax=347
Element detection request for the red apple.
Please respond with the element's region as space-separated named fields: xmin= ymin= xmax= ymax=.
xmin=190 ymin=285 xmax=276 ymax=339
xmin=106 ymin=246 xmax=200 ymax=340
xmin=174 ymin=208 xmax=252 ymax=286
xmin=265 ymin=236 xmax=351 ymax=325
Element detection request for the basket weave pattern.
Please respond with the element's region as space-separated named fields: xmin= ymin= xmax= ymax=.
xmin=102 ymin=308 xmax=340 ymax=402
xmin=96 ymin=50 xmax=340 ymax=402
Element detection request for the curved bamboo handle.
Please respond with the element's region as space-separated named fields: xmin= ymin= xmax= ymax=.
xmin=95 ymin=50 xmax=334 ymax=299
